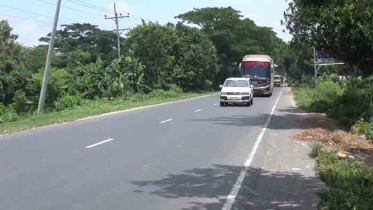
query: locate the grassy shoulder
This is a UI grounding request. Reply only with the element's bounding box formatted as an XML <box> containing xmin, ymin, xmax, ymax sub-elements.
<box><xmin>0</xmin><ymin>91</ymin><xmax>212</xmax><ymax>134</ymax></box>
<box><xmin>311</xmin><ymin>145</ymin><xmax>373</xmax><ymax>210</ymax></box>
<box><xmin>292</xmin><ymin>87</ymin><xmax>316</xmax><ymax>111</ymax></box>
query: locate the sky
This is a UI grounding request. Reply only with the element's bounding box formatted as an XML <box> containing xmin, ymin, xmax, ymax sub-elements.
<box><xmin>0</xmin><ymin>0</ymin><xmax>292</xmax><ymax>47</ymax></box>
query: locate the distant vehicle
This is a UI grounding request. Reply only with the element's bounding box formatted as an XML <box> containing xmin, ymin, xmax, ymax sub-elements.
<box><xmin>274</xmin><ymin>75</ymin><xmax>282</xmax><ymax>87</ymax></box>
<box><xmin>239</xmin><ymin>55</ymin><xmax>274</xmax><ymax>96</ymax></box>
<box><xmin>219</xmin><ymin>77</ymin><xmax>254</xmax><ymax>107</ymax></box>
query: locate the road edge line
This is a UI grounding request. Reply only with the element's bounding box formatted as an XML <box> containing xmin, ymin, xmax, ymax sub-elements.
<box><xmin>222</xmin><ymin>89</ymin><xmax>284</xmax><ymax>210</ymax></box>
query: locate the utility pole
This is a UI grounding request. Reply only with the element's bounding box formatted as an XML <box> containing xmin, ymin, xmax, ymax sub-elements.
<box><xmin>105</xmin><ymin>3</ymin><xmax>130</xmax><ymax>58</ymax></box>
<box><xmin>37</xmin><ymin>0</ymin><xmax>62</xmax><ymax>113</ymax></box>
<box><xmin>314</xmin><ymin>48</ymin><xmax>318</xmax><ymax>89</ymax></box>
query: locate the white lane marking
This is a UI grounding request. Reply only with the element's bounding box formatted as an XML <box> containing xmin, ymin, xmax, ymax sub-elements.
<box><xmin>214</xmin><ymin>103</ymin><xmax>219</xmax><ymax>106</ymax></box>
<box><xmin>194</xmin><ymin>109</ymin><xmax>202</xmax><ymax>113</ymax></box>
<box><xmin>292</xmin><ymin>168</ymin><xmax>302</xmax><ymax>171</ymax></box>
<box><xmin>222</xmin><ymin>89</ymin><xmax>283</xmax><ymax>210</ymax></box>
<box><xmin>160</xmin><ymin>118</ymin><xmax>173</xmax><ymax>124</ymax></box>
<box><xmin>86</xmin><ymin>138</ymin><xmax>114</xmax><ymax>149</ymax></box>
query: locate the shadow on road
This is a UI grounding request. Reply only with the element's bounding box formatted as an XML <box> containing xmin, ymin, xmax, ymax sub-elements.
<box><xmin>188</xmin><ymin>107</ymin><xmax>342</xmax><ymax>131</ymax></box>
<box><xmin>131</xmin><ymin>164</ymin><xmax>322</xmax><ymax>210</ymax></box>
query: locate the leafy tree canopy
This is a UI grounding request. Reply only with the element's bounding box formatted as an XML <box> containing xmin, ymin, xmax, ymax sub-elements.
<box><xmin>284</xmin><ymin>0</ymin><xmax>373</xmax><ymax>76</ymax></box>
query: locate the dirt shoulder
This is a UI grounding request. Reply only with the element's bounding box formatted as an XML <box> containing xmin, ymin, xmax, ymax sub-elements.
<box><xmin>289</xmin><ymin>87</ymin><xmax>373</xmax><ymax>167</ymax></box>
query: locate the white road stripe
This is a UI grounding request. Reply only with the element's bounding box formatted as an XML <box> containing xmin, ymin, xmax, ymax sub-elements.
<box><xmin>222</xmin><ymin>89</ymin><xmax>284</xmax><ymax>210</ymax></box>
<box><xmin>214</xmin><ymin>103</ymin><xmax>219</xmax><ymax>106</ymax></box>
<box><xmin>194</xmin><ymin>109</ymin><xmax>202</xmax><ymax>113</ymax></box>
<box><xmin>86</xmin><ymin>138</ymin><xmax>114</xmax><ymax>149</ymax></box>
<box><xmin>160</xmin><ymin>118</ymin><xmax>173</xmax><ymax>124</ymax></box>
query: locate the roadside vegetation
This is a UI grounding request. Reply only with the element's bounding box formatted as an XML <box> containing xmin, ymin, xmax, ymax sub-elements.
<box><xmin>284</xmin><ymin>1</ymin><xmax>373</xmax><ymax>209</ymax></box>
<box><xmin>313</xmin><ymin>146</ymin><xmax>373</xmax><ymax>210</ymax></box>
<box><xmin>0</xmin><ymin>7</ymin><xmax>289</xmax><ymax>133</ymax></box>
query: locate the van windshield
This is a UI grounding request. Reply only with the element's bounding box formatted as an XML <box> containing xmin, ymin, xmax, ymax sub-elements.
<box><xmin>224</xmin><ymin>80</ymin><xmax>248</xmax><ymax>87</ymax></box>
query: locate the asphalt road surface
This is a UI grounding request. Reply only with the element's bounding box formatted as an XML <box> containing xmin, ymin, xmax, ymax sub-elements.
<box><xmin>0</xmin><ymin>87</ymin><xmax>320</xmax><ymax>210</ymax></box>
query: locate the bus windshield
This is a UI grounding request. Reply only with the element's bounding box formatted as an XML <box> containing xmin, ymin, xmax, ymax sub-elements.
<box><xmin>242</xmin><ymin>61</ymin><xmax>271</xmax><ymax>78</ymax></box>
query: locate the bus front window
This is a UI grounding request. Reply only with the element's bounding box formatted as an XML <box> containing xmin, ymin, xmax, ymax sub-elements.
<box><xmin>242</xmin><ymin>61</ymin><xmax>271</xmax><ymax>78</ymax></box>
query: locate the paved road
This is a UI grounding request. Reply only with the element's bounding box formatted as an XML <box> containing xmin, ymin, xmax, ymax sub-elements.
<box><xmin>0</xmin><ymin>87</ymin><xmax>320</xmax><ymax>210</ymax></box>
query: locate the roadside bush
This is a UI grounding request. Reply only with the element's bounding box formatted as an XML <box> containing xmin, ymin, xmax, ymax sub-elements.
<box><xmin>0</xmin><ymin>104</ymin><xmax>20</xmax><ymax>123</ymax></box>
<box><xmin>128</xmin><ymin>93</ymin><xmax>149</xmax><ymax>102</ymax></box>
<box><xmin>11</xmin><ymin>90</ymin><xmax>34</xmax><ymax>113</ymax></box>
<box><xmin>309</xmin><ymin>142</ymin><xmax>324</xmax><ymax>158</ymax></box>
<box><xmin>327</xmin><ymin>78</ymin><xmax>373</xmax><ymax>126</ymax></box>
<box><xmin>149</xmin><ymin>89</ymin><xmax>179</xmax><ymax>99</ymax></box>
<box><xmin>54</xmin><ymin>94</ymin><xmax>84</xmax><ymax>112</ymax></box>
<box><xmin>310</xmin><ymin>79</ymin><xmax>342</xmax><ymax>113</ymax></box>
<box><xmin>168</xmin><ymin>84</ymin><xmax>183</xmax><ymax>94</ymax></box>
<box><xmin>316</xmin><ymin>151</ymin><xmax>373</xmax><ymax>210</ymax></box>
<box><xmin>351</xmin><ymin>120</ymin><xmax>373</xmax><ymax>140</ymax></box>
<box><xmin>292</xmin><ymin>76</ymin><xmax>315</xmax><ymax>88</ymax></box>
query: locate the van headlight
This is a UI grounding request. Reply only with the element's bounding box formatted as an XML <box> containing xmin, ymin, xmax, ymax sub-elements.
<box><xmin>221</xmin><ymin>92</ymin><xmax>227</xmax><ymax>96</ymax></box>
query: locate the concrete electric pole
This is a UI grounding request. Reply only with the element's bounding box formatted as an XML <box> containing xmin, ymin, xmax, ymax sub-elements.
<box><xmin>37</xmin><ymin>0</ymin><xmax>62</xmax><ymax>113</ymax></box>
<box><xmin>105</xmin><ymin>3</ymin><xmax>130</xmax><ymax>58</ymax></box>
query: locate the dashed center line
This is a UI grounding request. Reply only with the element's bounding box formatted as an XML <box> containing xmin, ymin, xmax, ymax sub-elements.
<box><xmin>214</xmin><ymin>103</ymin><xmax>219</xmax><ymax>106</ymax></box>
<box><xmin>86</xmin><ymin>138</ymin><xmax>114</xmax><ymax>149</ymax></box>
<box><xmin>160</xmin><ymin>118</ymin><xmax>173</xmax><ymax>124</ymax></box>
<box><xmin>194</xmin><ymin>109</ymin><xmax>202</xmax><ymax>113</ymax></box>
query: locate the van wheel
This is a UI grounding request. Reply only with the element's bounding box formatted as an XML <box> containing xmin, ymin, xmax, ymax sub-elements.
<box><xmin>251</xmin><ymin>98</ymin><xmax>254</xmax><ymax>105</ymax></box>
<box><xmin>220</xmin><ymin>102</ymin><xmax>225</xmax><ymax>107</ymax></box>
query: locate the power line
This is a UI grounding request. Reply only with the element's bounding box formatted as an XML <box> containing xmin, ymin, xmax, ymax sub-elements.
<box><xmin>128</xmin><ymin>17</ymin><xmax>139</xmax><ymax>25</ymax></box>
<box><xmin>66</xmin><ymin>0</ymin><xmax>111</xmax><ymax>13</ymax></box>
<box><xmin>0</xmin><ymin>13</ymin><xmax>52</xmax><ymax>26</ymax></box>
<box><xmin>37</xmin><ymin>0</ymin><xmax>103</xmax><ymax>17</ymax></box>
<box><xmin>0</xmin><ymin>4</ymin><xmax>79</xmax><ymax>23</ymax></box>
<box><xmin>0</xmin><ymin>5</ymin><xmax>54</xmax><ymax>19</ymax></box>
<box><xmin>0</xmin><ymin>16</ymin><xmax>51</xmax><ymax>28</ymax></box>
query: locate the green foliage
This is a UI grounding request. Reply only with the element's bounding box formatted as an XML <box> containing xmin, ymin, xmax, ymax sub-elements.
<box><xmin>11</xmin><ymin>90</ymin><xmax>34</xmax><ymax>113</ymax></box>
<box><xmin>0</xmin><ymin>20</ymin><xmax>18</xmax><ymax>62</ymax></box>
<box><xmin>292</xmin><ymin>87</ymin><xmax>316</xmax><ymax>110</ymax></box>
<box><xmin>29</xmin><ymin>68</ymin><xmax>71</xmax><ymax>108</ymax></box>
<box><xmin>315</xmin><ymin>150</ymin><xmax>373</xmax><ymax>210</ymax></box>
<box><xmin>172</xmin><ymin>23</ymin><xmax>219</xmax><ymax>91</ymax></box>
<box><xmin>54</xmin><ymin>94</ymin><xmax>84</xmax><ymax>112</ymax></box>
<box><xmin>125</xmin><ymin>22</ymin><xmax>219</xmax><ymax>91</ymax></box>
<box><xmin>125</xmin><ymin>22</ymin><xmax>177</xmax><ymax>90</ymax></box>
<box><xmin>39</xmin><ymin>23</ymin><xmax>118</xmax><ymax>65</ymax></box>
<box><xmin>78</xmin><ymin>57</ymin><xmax>134</xmax><ymax>98</ymax></box>
<box><xmin>327</xmin><ymin>77</ymin><xmax>373</xmax><ymax>126</ymax></box>
<box><xmin>111</xmin><ymin>55</ymin><xmax>148</xmax><ymax>93</ymax></box>
<box><xmin>168</xmin><ymin>84</ymin><xmax>183</xmax><ymax>94</ymax></box>
<box><xmin>176</xmin><ymin>7</ymin><xmax>287</xmax><ymax>86</ymax></box>
<box><xmin>310</xmin><ymin>78</ymin><xmax>342</xmax><ymax>112</ymax></box>
<box><xmin>0</xmin><ymin>104</ymin><xmax>19</xmax><ymax>123</ymax></box>
<box><xmin>284</xmin><ymin>0</ymin><xmax>373</xmax><ymax>76</ymax></box>
<box><xmin>310</xmin><ymin>142</ymin><xmax>324</xmax><ymax>159</ymax></box>
<box><xmin>351</xmin><ymin>120</ymin><xmax>373</xmax><ymax>140</ymax></box>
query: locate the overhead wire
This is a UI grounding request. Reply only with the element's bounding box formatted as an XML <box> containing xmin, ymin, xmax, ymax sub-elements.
<box><xmin>0</xmin><ymin>4</ymin><xmax>77</xmax><ymax>22</ymax></box>
<box><xmin>0</xmin><ymin>5</ymin><xmax>53</xmax><ymax>19</ymax></box>
<box><xmin>66</xmin><ymin>0</ymin><xmax>111</xmax><ymax>13</ymax></box>
<box><xmin>37</xmin><ymin>0</ymin><xmax>104</xmax><ymax>17</ymax></box>
<box><xmin>0</xmin><ymin>13</ymin><xmax>52</xmax><ymax>26</ymax></box>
